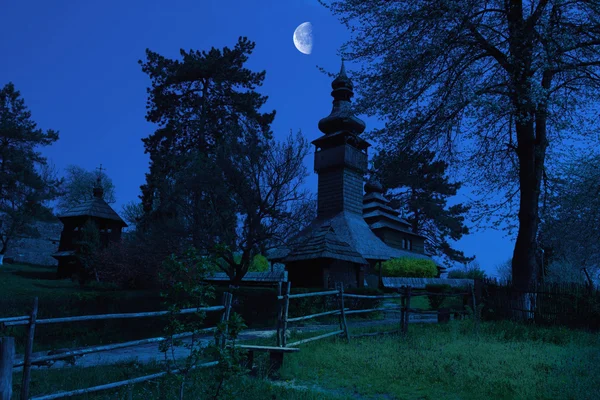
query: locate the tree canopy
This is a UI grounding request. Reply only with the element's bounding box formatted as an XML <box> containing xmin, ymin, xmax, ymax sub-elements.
<box><xmin>373</xmin><ymin>146</ymin><xmax>473</xmax><ymax>267</ymax></box>
<box><xmin>139</xmin><ymin>37</ymin><xmax>312</xmax><ymax>284</ymax></box>
<box><xmin>0</xmin><ymin>82</ymin><xmax>60</xmax><ymax>257</ymax></box>
<box><xmin>56</xmin><ymin>165</ymin><xmax>116</xmax><ymax>214</ymax></box>
<box><xmin>321</xmin><ymin>0</ymin><xmax>600</xmax><ymax>295</ymax></box>
<box><xmin>539</xmin><ymin>150</ymin><xmax>600</xmax><ymax>283</ymax></box>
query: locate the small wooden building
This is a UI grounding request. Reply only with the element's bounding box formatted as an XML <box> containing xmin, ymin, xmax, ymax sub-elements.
<box><xmin>52</xmin><ymin>182</ymin><xmax>128</xmax><ymax>278</ymax></box>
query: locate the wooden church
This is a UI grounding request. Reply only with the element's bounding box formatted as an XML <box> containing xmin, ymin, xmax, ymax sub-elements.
<box><xmin>52</xmin><ymin>171</ymin><xmax>128</xmax><ymax>279</ymax></box>
<box><xmin>268</xmin><ymin>62</ymin><xmax>432</xmax><ymax>288</ymax></box>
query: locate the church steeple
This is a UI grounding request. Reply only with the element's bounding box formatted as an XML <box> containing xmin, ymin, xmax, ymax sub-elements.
<box><xmin>318</xmin><ymin>60</ymin><xmax>366</xmax><ymax>136</ymax></box>
<box><xmin>93</xmin><ymin>164</ymin><xmax>105</xmax><ymax>199</ymax></box>
<box><xmin>313</xmin><ymin>61</ymin><xmax>370</xmax><ymax>218</ymax></box>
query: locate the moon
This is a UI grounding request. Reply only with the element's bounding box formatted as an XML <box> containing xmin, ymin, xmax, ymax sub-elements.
<box><xmin>293</xmin><ymin>22</ymin><xmax>313</xmax><ymax>55</ymax></box>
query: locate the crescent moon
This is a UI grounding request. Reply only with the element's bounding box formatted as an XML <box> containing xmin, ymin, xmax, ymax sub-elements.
<box><xmin>293</xmin><ymin>22</ymin><xmax>313</xmax><ymax>55</ymax></box>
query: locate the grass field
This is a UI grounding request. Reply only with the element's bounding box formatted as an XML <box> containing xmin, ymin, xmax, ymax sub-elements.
<box><xmin>10</xmin><ymin>320</ymin><xmax>600</xmax><ymax>399</ymax></box>
<box><xmin>279</xmin><ymin>321</ymin><xmax>600</xmax><ymax>400</ymax></box>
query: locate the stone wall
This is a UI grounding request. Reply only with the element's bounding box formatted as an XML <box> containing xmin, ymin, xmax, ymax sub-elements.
<box><xmin>5</xmin><ymin>220</ymin><xmax>62</xmax><ymax>266</ymax></box>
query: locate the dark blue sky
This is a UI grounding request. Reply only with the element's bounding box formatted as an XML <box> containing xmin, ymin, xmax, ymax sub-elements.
<box><xmin>0</xmin><ymin>0</ymin><xmax>513</xmax><ymax>275</ymax></box>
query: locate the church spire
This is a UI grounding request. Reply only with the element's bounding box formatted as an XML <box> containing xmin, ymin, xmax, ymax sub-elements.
<box><xmin>93</xmin><ymin>164</ymin><xmax>105</xmax><ymax>199</ymax></box>
<box><xmin>318</xmin><ymin>60</ymin><xmax>366</xmax><ymax>135</ymax></box>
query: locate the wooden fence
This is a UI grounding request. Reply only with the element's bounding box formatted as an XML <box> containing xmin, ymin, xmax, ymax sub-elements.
<box><xmin>0</xmin><ymin>293</ymin><xmax>233</xmax><ymax>400</ymax></box>
<box><xmin>1</xmin><ymin>282</ymin><xmax>482</xmax><ymax>398</ymax></box>
<box><xmin>276</xmin><ymin>283</ymin><xmax>478</xmax><ymax>347</ymax></box>
<box><xmin>482</xmin><ymin>279</ymin><xmax>600</xmax><ymax>330</ymax></box>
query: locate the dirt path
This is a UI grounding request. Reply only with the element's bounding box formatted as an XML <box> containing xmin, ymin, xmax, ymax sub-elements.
<box><xmin>15</xmin><ymin>314</ymin><xmax>437</xmax><ymax>371</ymax></box>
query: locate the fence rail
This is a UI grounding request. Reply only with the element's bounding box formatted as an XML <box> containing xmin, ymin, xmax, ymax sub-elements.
<box><xmin>29</xmin><ymin>361</ymin><xmax>220</xmax><ymax>400</ymax></box>
<box><xmin>2</xmin><ymin>306</ymin><xmax>224</xmax><ymax>327</ymax></box>
<box><xmin>276</xmin><ymin>283</ymin><xmax>477</xmax><ymax>347</ymax></box>
<box><xmin>1</xmin><ymin>295</ymin><xmax>232</xmax><ymax>400</ymax></box>
<box><xmin>277</xmin><ymin>290</ymin><xmax>339</xmax><ymax>300</ymax></box>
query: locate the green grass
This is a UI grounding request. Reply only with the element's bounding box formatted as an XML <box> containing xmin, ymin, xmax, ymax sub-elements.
<box><xmin>10</xmin><ymin>321</ymin><xmax>598</xmax><ymax>399</ymax></box>
<box><xmin>12</xmin><ymin>361</ymin><xmax>343</xmax><ymax>400</ymax></box>
<box><xmin>278</xmin><ymin>320</ymin><xmax>600</xmax><ymax>400</ymax></box>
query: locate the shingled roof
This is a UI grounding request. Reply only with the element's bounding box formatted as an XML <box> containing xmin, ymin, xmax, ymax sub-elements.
<box><xmin>58</xmin><ymin>197</ymin><xmax>128</xmax><ymax>227</ymax></box>
<box><xmin>271</xmin><ymin>211</ymin><xmax>396</xmax><ymax>262</ymax></box>
<box><xmin>283</xmin><ymin>224</ymin><xmax>368</xmax><ymax>264</ymax></box>
<box><xmin>205</xmin><ymin>271</ymin><xmax>288</xmax><ymax>284</ymax></box>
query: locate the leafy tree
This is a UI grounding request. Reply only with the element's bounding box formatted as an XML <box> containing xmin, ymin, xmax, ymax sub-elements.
<box><xmin>211</xmin><ymin>131</ymin><xmax>312</xmax><ymax>284</ymax></box>
<box><xmin>322</xmin><ymin>0</ymin><xmax>600</xmax><ymax>315</ymax></box>
<box><xmin>139</xmin><ymin>38</ymin><xmax>312</xmax><ymax>285</ymax></box>
<box><xmin>158</xmin><ymin>247</ymin><xmax>246</xmax><ymax>400</ymax></box>
<box><xmin>120</xmin><ymin>200</ymin><xmax>144</xmax><ymax>230</ymax></box>
<box><xmin>56</xmin><ymin>165</ymin><xmax>116</xmax><ymax>213</ymax></box>
<box><xmin>539</xmin><ymin>151</ymin><xmax>600</xmax><ymax>284</ymax></box>
<box><xmin>0</xmin><ymin>82</ymin><xmax>61</xmax><ymax>262</ymax></box>
<box><xmin>447</xmin><ymin>260</ymin><xmax>487</xmax><ymax>280</ymax></box>
<box><xmin>373</xmin><ymin>146</ymin><xmax>473</xmax><ymax>267</ymax></box>
<box><xmin>495</xmin><ymin>258</ymin><xmax>513</xmax><ymax>282</ymax></box>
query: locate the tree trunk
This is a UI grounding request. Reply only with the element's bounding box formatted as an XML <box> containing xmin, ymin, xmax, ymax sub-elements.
<box><xmin>0</xmin><ymin>238</ymin><xmax>7</xmax><ymax>265</ymax></box>
<box><xmin>511</xmin><ymin>109</ymin><xmax>548</xmax><ymax>320</ymax></box>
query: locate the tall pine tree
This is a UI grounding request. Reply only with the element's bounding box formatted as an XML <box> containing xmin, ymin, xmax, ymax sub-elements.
<box><xmin>138</xmin><ymin>37</ymin><xmax>275</xmax><ymax>253</ymax></box>
<box><xmin>373</xmin><ymin>147</ymin><xmax>473</xmax><ymax>268</ymax></box>
<box><xmin>138</xmin><ymin>38</ymin><xmax>311</xmax><ymax>284</ymax></box>
<box><xmin>0</xmin><ymin>83</ymin><xmax>61</xmax><ymax>263</ymax></box>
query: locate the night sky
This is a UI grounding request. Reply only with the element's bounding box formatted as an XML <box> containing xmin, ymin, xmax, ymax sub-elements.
<box><xmin>0</xmin><ymin>0</ymin><xmax>513</xmax><ymax>276</ymax></box>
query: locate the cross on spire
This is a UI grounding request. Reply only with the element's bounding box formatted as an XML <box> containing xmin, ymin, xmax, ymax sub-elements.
<box><xmin>96</xmin><ymin>164</ymin><xmax>105</xmax><ymax>176</ymax></box>
<box><xmin>93</xmin><ymin>164</ymin><xmax>106</xmax><ymax>198</ymax></box>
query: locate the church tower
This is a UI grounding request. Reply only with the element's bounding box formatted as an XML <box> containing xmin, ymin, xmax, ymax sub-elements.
<box><xmin>267</xmin><ymin>61</ymin><xmax>433</xmax><ymax>288</ymax></box>
<box><xmin>313</xmin><ymin>61</ymin><xmax>371</xmax><ymax>218</ymax></box>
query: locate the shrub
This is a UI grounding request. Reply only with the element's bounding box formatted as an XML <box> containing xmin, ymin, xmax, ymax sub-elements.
<box><xmin>425</xmin><ymin>284</ymin><xmax>451</xmax><ymax>309</ymax></box>
<box><xmin>287</xmin><ymin>288</ymin><xmax>334</xmax><ymax>319</ymax></box>
<box><xmin>248</xmin><ymin>254</ymin><xmax>269</xmax><ymax>272</ymax></box>
<box><xmin>381</xmin><ymin>257</ymin><xmax>437</xmax><ymax>278</ymax></box>
<box><xmin>215</xmin><ymin>253</ymin><xmax>271</xmax><ymax>274</ymax></box>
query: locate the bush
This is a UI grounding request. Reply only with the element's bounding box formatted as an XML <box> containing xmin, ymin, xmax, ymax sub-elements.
<box><xmin>382</xmin><ymin>257</ymin><xmax>437</xmax><ymax>278</ymax></box>
<box><xmin>425</xmin><ymin>284</ymin><xmax>451</xmax><ymax>309</ymax></box>
<box><xmin>215</xmin><ymin>254</ymin><xmax>271</xmax><ymax>274</ymax></box>
<box><xmin>287</xmin><ymin>288</ymin><xmax>334</xmax><ymax>320</ymax></box>
<box><xmin>248</xmin><ymin>254</ymin><xmax>269</xmax><ymax>272</ymax></box>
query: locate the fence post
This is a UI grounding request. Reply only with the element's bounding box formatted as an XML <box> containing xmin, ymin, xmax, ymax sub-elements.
<box><xmin>276</xmin><ymin>282</ymin><xmax>282</xmax><ymax>347</ymax></box>
<box><xmin>338</xmin><ymin>283</ymin><xmax>350</xmax><ymax>342</ymax></box>
<box><xmin>471</xmin><ymin>284</ymin><xmax>479</xmax><ymax>335</ymax></box>
<box><xmin>220</xmin><ymin>293</ymin><xmax>233</xmax><ymax>350</ymax></box>
<box><xmin>0</xmin><ymin>337</ymin><xmax>15</xmax><ymax>400</ymax></box>
<box><xmin>282</xmin><ymin>282</ymin><xmax>291</xmax><ymax>347</ymax></box>
<box><xmin>21</xmin><ymin>296</ymin><xmax>38</xmax><ymax>400</ymax></box>
<box><xmin>400</xmin><ymin>287</ymin><xmax>406</xmax><ymax>334</ymax></box>
<box><xmin>404</xmin><ymin>287</ymin><xmax>412</xmax><ymax>335</ymax></box>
